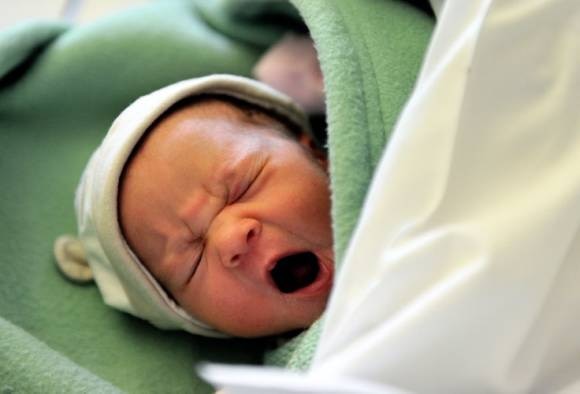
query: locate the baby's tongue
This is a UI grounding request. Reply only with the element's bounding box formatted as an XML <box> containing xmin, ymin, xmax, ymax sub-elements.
<box><xmin>271</xmin><ymin>252</ymin><xmax>320</xmax><ymax>293</ymax></box>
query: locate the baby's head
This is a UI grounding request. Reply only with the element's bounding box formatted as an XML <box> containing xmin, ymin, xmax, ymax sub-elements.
<box><xmin>73</xmin><ymin>75</ymin><xmax>333</xmax><ymax>337</ymax></box>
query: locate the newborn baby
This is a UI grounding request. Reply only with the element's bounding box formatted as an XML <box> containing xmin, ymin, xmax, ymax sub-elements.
<box><xmin>58</xmin><ymin>75</ymin><xmax>334</xmax><ymax>338</ymax></box>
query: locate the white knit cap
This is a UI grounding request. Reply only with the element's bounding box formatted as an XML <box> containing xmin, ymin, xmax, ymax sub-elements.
<box><xmin>57</xmin><ymin>74</ymin><xmax>310</xmax><ymax>337</ymax></box>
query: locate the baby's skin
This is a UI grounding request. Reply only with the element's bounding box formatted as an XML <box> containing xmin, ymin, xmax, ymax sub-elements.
<box><xmin>118</xmin><ymin>97</ymin><xmax>334</xmax><ymax>337</ymax></box>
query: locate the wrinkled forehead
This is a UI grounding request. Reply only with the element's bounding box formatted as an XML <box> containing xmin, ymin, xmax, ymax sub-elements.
<box><xmin>124</xmin><ymin>94</ymin><xmax>298</xmax><ymax>169</ymax></box>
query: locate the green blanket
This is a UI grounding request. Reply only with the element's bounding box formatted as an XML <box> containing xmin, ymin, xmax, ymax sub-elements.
<box><xmin>0</xmin><ymin>1</ymin><xmax>432</xmax><ymax>392</ymax></box>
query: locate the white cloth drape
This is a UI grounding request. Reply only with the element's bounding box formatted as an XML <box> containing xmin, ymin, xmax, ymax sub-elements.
<box><xmin>204</xmin><ymin>0</ymin><xmax>580</xmax><ymax>392</ymax></box>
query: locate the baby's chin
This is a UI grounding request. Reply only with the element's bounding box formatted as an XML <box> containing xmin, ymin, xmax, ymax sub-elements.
<box><xmin>219</xmin><ymin>298</ymin><xmax>329</xmax><ymax>338</ymax></box>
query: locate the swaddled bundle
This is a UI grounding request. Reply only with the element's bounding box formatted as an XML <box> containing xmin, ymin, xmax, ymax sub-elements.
<box><xmin>0</xmin><ymin>0</ymin><xmax>433</xmax><ymax>391</ymax></box>
<box><xmin>55</xmin><ymin>74</ymin><xmax>323</xmax><ymax>337</ymax></box>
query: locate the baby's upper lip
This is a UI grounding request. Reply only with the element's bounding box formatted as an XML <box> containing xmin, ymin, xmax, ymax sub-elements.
<box><xmin>263</xmin><ymin>249</ymin><xmax>333</xmax><ymax>297</ymax></box>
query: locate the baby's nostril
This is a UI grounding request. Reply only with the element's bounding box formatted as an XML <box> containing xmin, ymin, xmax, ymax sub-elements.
<box><xmin>230</xmin><ymin>254</ymin><xmax>241</xmax><ymax>267</ymax></box>
<box><xmin>245</xmin><ymin>220</ymin><xmax>261</xmax><ymax>246</ymax></box>
<box><xmin>271</xmin><ymin>252</ymin><xmax>320</xmax><ymax>293</ymax></box>
<box><xmin>246</xmin><ymin>228</ymin><xmax>256</xmax><ymax>243</ymax></box>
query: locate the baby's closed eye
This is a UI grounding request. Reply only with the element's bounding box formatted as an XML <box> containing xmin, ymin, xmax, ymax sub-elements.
<box><xmin>227</xmin><ymin>157</ymin><xmax>268</xmax><ymax>204</ymax></box>
<box><xmin>186</xmin><ymin>242</ymin><xmax>205</xmax><ymax>283</ymax></box>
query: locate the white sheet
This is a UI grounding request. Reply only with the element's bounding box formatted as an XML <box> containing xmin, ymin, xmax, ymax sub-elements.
<box><xmin>206</xmin><ymin>0</ymin><xmax>580</xmax><ymax>392</ymax></box>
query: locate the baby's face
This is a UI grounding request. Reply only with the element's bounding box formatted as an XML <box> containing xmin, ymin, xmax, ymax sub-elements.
<box><xmin>119</xmin><ymin>99</ymin><xmax>334</xmax><ymax>337</ymax></box>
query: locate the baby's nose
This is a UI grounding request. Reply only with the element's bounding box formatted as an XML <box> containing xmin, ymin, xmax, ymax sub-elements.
<box><xmin>219</xmin><ymin>218</ymin><xmax>261</xmax><ymax>268</ymax></box>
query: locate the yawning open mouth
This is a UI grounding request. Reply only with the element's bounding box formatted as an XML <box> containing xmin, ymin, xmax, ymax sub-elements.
<box><xmin>270</xmin><ymin>251</ymin><xmax>327</xmax><ymax>294</ymax></box>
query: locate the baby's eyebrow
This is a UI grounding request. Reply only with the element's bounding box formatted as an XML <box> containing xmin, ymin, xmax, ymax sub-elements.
<box><xmin>208</xmin><ymin>157</ymin><xmax>239</xmax><ymax>190</ymax></box>
<box><xmin>177</xmin><ymin>192</ymin><xmax>212</xmax><ymax>232</ymax></box>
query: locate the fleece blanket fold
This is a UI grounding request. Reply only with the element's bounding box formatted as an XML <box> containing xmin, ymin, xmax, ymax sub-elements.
<box><xmin>265</xmin><ymin>0</ymin><xmax>433</xmax><ymax>369</ymax></box>
<box><xmin>0</xmin><ymin>0</ymin><xmax>432</xmax><ymax>392</ymax></box>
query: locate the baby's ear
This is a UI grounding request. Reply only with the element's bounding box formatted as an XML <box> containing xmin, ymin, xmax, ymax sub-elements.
<box><xmin>298</xmin><ymin>133</ymin><xmax>328</xmax><ymax>172</ymax></box>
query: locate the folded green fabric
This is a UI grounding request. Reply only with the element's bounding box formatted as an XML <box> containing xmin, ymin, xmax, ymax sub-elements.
<box><xmin>0</xmin><ymin>317</ymin><xmax>120</xmax><ymax>393</ymax></box>
<box><xmin>265</xmin><ymin>0</ymin><xmax>434</xmax><ymax>369</ymax></box>
<box><xmin>193</xmin><ymin>0</ymin><xmax>305</xmax><ymax>48</ymax></box>
<box><xmin>0</xmin><ymin>20</ymin><xmax>68</xmax><ymax>80</ymax></box>
<box><xmin>0</xmin><ymin>2</ymin><xmax>267</xmax><ymax>392</ymax></box>
<box><xmin>0</xmin><ymin>0</ymin><xmax>432</xmax><ymax>391</ymax></box>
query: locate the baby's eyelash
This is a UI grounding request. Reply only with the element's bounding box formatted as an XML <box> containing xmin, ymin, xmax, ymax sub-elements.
<box><xmin>234</xmin><ymin>180</ymin><xmax>253</xmax><ymax>202</ymax></box>
<box><xmin>187</xmin><ymin>244</ymin><xmax>204</xmax><ymax>283</ymax></box>
<box><xmin>231</xmin><ymin>159</ymin><xmax>267</xmax><ymax>203</ymax></box>
<box><xmin>228</xmin><ymin>174</ymin><xmax>253</xmax><ymax>203</ymax></box>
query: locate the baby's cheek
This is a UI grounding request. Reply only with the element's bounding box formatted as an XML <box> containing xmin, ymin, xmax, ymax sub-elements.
<box><xmin>186</xmin><ymin>273</ymin><xmax>282</xmax><ymax>336</ymax></box>
<box><xmin>215</xmin><ymin>300</ymin><xmax>287</xmax><ymax>337</ymax></box>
